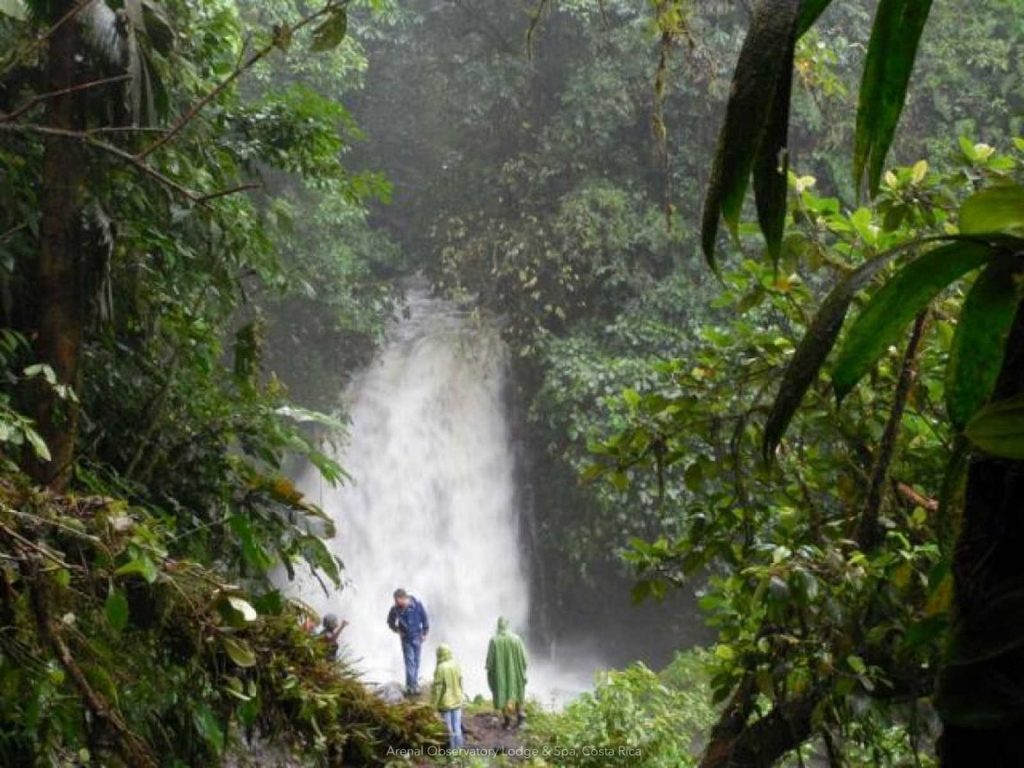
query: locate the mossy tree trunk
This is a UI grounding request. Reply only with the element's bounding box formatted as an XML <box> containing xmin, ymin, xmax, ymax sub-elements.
<box><xmin>939</xmin><ymin>303</ymin><xmax>1024</xmax><ymax>763</ymax></box>
<box><xmin>26</xmin><ymin>0</ymin><xmax>86</xmax><ymax>490</ymax></box>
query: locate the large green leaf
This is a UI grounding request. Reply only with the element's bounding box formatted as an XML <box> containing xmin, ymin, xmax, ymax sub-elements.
<box><xmin>216</xmin><ymin>594</ymin><xmax>258</xmax><ymax>628</ymax></box>
<box><xmin>854</xmin><ymin>0</ymin><xmax>934</xmax><ymax>196</ymax></box>
<box><xmin>24</xmin><ymin>426</ymin><xmax>51</xmax><ymax>462</ymax></box>
<box><xmin>763</xmin><ymin>246</ymin><xmax>909</xmax><ymax>458</ymax></box>
<box><xmin>831</xmin><ymin>241</ymin><xmax>992</xmax><ymax>401</ymax></box>
<box><xmin>965</xmin><ymin>395</ymin><xmax>1024</xmax><ymax>460</ymax></box>
<box><xmin>222</xmin><ymin>636</ymin><xmax>257</xmax><ymax>668</ymax></box>
<box><xmin>946</xmin><ymin>257</ymin><xmax>1023</xmax><ymax>428</ymax></box>
<box><xmin>752</xmin><ymin>33</ymin><xmax>796</xmax><ymax>265</ymax></box>
<box><xmin>104</xmin><ymin>587</ymin><xmax>130</xmax><ymax>633</ymax></box>
<box><xmin>959</xmin><ymin>184</ymin><xmax>1024</xmax><ymax>237</ymax></box>
<box><xmin>701</xmin><ymin>0</ymin><xmax>803</xmax><ymax>269</ymax></box>
<box><xmin>796</xmin><ymin>0</ymin><xmax>834</xmax><ymax>37</ymax></box>
<box><xmin>310</xmin><ymin>7</ymin><xmax>347</xmax><ymax>52</ymax></box>
<box><xmin>0</xmin><ymin>0</ymin><xmax>27</xmax><ymax>20</ymax></box>
<box><xmin>115</xmin><ymin>552</ymin><xmax>159</xmax><ymax>583</ymax></box>
<box><xmin>192</xmin><ymin>702</ymin><xmax>225</xmax><ymax>755</ymax></box>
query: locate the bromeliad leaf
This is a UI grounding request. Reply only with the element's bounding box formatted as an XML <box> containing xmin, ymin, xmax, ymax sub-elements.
<box><xmin>701</xmin><ymin>0</ymin><xmax>803</xmax><ymax>269</ymax></box>
<box><xmin>854</xmin><ymin>0</ymin><xmax>934</xmax><ymax>196</ymax></box>
<box><xmin>946</xmin><ymin>257</ymin><xmax>1023</xmax><ymax>428</ymax></box>
<box><xmin>831</xmin><ymin>241</ymin><xmax>992</xmax><ymax>401</ymax></box>
<box><xmin>964</xmin><ymin>395</ymin><xmax>1024</xmax><ymax>460</ymax></box>
<box><xmin>959</xmin><ymin>184</ymin><xmax>1024</xmax><ymax>237</ymax></box>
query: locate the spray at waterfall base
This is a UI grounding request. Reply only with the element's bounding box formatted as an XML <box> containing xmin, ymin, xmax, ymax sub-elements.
<box><xmin>280</xmin><ymin>288</ymin><xmax>597</xmax><ymax>705</ymax></box>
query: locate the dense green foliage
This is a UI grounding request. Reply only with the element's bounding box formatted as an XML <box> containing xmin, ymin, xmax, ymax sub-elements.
<box><xmin>1</xmin><ymin>0</ymin><xmax>1022</xmax><ymax>764</ymax></box>
<box><xmin>0</xmin><ymin>0</ymin><xmax>442</xmax><ymax>764</ymax></box>
<box><xmin>526</xmin><ymin>651</ymin><xmax>717</xmax><ymax>768</ymax></box>
<box><xmin>351</xmin><ymin>0</ymin><xmax>1024</xmax><ymax>764</ymax></box>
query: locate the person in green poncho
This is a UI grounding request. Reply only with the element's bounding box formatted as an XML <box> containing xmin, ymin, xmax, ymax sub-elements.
<box><xmin>486</xmin><ymin>616</ymin><xmax>528</xmax><ymax>729</ymax></box>
<box><xmin>432</xmin><ymin>644</ymin><xmax>465</xmax><ymax>749</ymax></box>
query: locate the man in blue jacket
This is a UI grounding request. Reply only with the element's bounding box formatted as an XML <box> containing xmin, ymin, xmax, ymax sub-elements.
<box><xmin>387</xmin><ymin>588</ymin><xmax>429</xmax><ymax>696</ymax></box>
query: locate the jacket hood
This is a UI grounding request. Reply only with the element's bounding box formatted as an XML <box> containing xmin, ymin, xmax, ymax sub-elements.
<box><xmin>436</xmin><ymin>643</ymin><xmax>453</xmax><ymax>662</ymax></box>
<box><xmin>497</xmin><ymin>616</ymin><xmax>510</xmax><ymax>633</ymax></box>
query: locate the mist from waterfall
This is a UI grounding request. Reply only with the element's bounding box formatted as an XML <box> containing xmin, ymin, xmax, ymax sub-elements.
<box><xmin>285</xmin><ymin>286</ymin><xmax>555</xmax><ymax>698</ymax></box>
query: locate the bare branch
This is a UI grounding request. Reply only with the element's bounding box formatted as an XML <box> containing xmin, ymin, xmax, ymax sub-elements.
<box><xmin>0</xmin><ymin>223</ymin><xmax>28</xmax><ymax>244</ymax></box>
<box><xmin>0</xmin><ymin>123</ymin><xmax>259</xmax><ymax>205</ymax></box>
<box><xmin>856</xmin><ymin>311</ymin><xmax>929</xmax><ymax>547</ymax></box>
<box><xmin>894</xmin><ymin>480</ymin><xmax>939</xmax><ymax>512</ymax></box>
<box><xmin>196</xmin><ymin>182</ymin><xmax>261</xmax><ymax>203</ymax></box>
<box><xmin>1</xmin><ymin>74</ymin><xmax>131</xmax><ymax>124</ymax></box>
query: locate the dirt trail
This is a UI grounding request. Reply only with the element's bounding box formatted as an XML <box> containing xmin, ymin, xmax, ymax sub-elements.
<box><xmin>463</xmin><ymin>711</ymin><xmax>525</xmax><ymax>754</ymax></box>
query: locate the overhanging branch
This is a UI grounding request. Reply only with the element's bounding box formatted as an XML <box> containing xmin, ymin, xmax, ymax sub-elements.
<box><xmin>0</xmin><ymin>123</ymin><xmax>259</xmax><ymax>204</ymax></box>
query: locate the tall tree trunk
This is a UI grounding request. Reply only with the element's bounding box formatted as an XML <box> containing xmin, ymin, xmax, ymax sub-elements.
<box><xmin>26</xmin><ymin>0</ymin><xmax>86</xmax><ymax>490</ymax></box>
<box><xmin>938</xmin><ymin>300</ymin><xmax>1024</xmax><ymax>764</ymax></box>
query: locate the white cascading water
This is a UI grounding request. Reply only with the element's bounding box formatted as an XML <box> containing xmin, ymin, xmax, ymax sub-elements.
<box><xmin>285</xmin><ymin>286</ymin><xmax>532</xmax><ymax>697</ymax></box>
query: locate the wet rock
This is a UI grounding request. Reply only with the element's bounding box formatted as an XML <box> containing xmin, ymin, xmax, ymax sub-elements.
<box><xmin>374</xmin><ymin>681</ymin><xmax>407</xmax><ymax>704</ymax></box>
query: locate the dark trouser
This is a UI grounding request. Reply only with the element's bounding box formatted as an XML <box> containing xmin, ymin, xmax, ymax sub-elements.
<box><xmin>401</xmin><ymin>635</ymin><xmax>422</xmax><ymax>692</ymax></box>
<box><xmin>501</xmin><ymin>700</ymin><xmax>525</xmax><ymax>728</ymax></box>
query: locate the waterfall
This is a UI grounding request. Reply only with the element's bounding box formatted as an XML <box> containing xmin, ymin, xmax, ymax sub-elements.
<box><xmin>285</xmin><ymin>287</ymin><xmax>532</xmax><ymax>697</ymax></box>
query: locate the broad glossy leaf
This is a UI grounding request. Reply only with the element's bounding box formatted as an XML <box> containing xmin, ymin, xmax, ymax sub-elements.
<box><xmin>796</xmin><ymin>0</ymin><xmax>834</xmax><ymax>37</ymax></box>
<box><xmin>946</xmin><ymin>258</ymin><xmax>1022</xmax><ymax>428</ymax></box>
<box><xmin>0</xmin><ymin>0</ymin><xmax>26</xmax><ymax>20</ymax></box>
<box><xmin>24</xmin><ymin>427</ymin><xmax>51</xmax><ymax>462</ymax></box>
<box><xmin>222</xmin><ymin>636</ymin><xmax>257</xmax><ymax>668</ymax></box>
<box><xmin>701</xmin><ymin>0</ymin><xmax>803</xmax><ymax>268</ymax></box>
<box><xmin>310</xmin><ymin>7</ymin><xmax>347</xmax><ymax>52</ymax></box>
<box><xmin>193</xmin><ymin>702</ymin><xmax>225</xmax><ymax>755</ymax></box>
<box><xmin>854</xmin><ymin>0</ymin><xmax>934</xmax><ymax>196</ymax></box>
<box><xmin>115</xmin><ymin>553</ymin><xmax>158</xmax><ymax>583</ymax></box>
<box><xmin>216</xmin><ymin>594</ymin><xmax>258</xmax><ymax>627</ymax></box>
<box><xmin>227</xmin><ymin>595</ymin><xmax>257</xmax><ymax>622</ymax></box>
<box><xmin>753</xmin><ymin>33</ymin><xmax>795</xmax><ymax>264</ymax></box>
<box><xmin>959</xmin><ymin>184</ymin><xmax>1024</xmax><ymax>237</ymax></box>
<box><xmin>965</xmin><ymin>395</ymin><xmax>1024</xmax><ymax>460</ymax></box>
<box><xmin>831</xmin><ymin>241</ymin><xmax>991</xmax><ymax>400</ymax></box>
<box><xmin>763</xmin><ymin>243</ymin><xmax>917</xmax><ymax>458</ymax></box>
<box><xmin>104</xmin><ymin>588</ymin><xmax>129</xmax><ymax>632</ymax></box>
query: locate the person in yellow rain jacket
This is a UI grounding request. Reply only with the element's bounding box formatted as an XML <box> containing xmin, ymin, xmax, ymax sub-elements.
<box><xmin>486</xmin><ymin>616</ymin><xmax>528</xmax><ymax>729</ymax></box>
<box><xmin>432</xmin><ymin>644</ymin><xmax>465</xmax><ymax>749</ymax></box>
